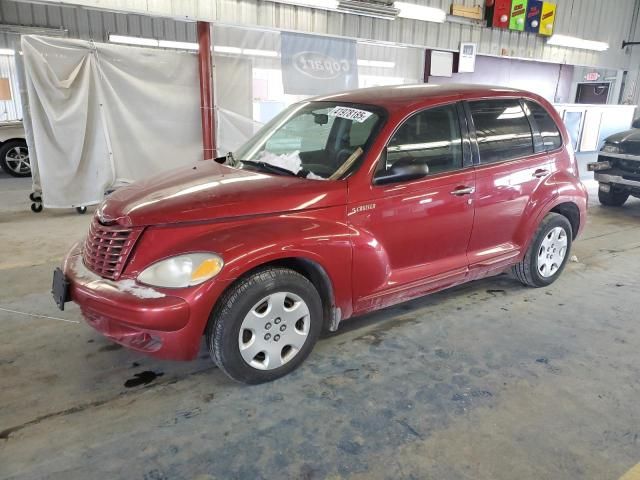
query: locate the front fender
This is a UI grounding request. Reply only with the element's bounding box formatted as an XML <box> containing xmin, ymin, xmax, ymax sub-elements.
<box><xmin>125</xmin><ymin>206</ymin><xmax>353</xmax><ymax>319</ymax></box>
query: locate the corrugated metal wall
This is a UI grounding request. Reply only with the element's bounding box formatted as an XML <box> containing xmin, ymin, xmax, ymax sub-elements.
<box><xmin>0</xmin><ymin>0</ymin><xmax>637</xmax><ymax>70</ymax></box>
<box><xmin>0</xmin><ymin>0</ymin><xmax>197</xmax><ymax>49</ymax></box>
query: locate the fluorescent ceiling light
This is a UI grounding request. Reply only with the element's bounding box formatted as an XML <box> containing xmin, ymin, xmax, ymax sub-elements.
<box><xmin>158</xmin><ymin>40</ymin><xmax>198</xmax><ymax>51</ymax></box>
<box><xmin>109</xmin><ymin>34</ymin><xmax>158</xmax><ymax>47</ymax></box>
<box><xmin>358</xmin><ymin>40</ymin><xmax>407</xmax><ymax>49</ymax></box>
<box><xmin>278</xmin><ymin>0</ymin><xmax>338</xmax><ymax>10</ymax></box>
<box><xmin>358</xmin><ymin>59</ymin><xmax>396</xmax><ymax>68</ymax></box>
<box><xmin>547</xmin><ymin>34</ymin><xmax>609</xmax><ymax>52</ymax></box>
<box><xmin>0</xmin><ymin>48</ymin><xmax>15</xmax><ymax>56</ymax></box>
<box><xmin>214</xmin><ymin>46</ymin><xmax>242</xmax><ymax>55</ymax></box>
<box><xmin>243</xmin><ymin>48</ymin><xmax>278</xmax><ymax>57</ymax></box>
<box><xmin>395</xmin><ymin>2</ymin><xmax>446</xmax><ymax>23</ymax></box>
<box><xmin>214</xmin><ymin>46</ymin><xmax>279</xmax><ymax>58</ymax></box>
<box><xmin>109</xmin><ymin>34</ymin><xmax>199</xmax><ymax>51</ymax></box>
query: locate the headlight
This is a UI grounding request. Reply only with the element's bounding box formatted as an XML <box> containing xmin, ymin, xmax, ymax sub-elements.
<box><xmin>602</xmin><ymin>143</ymin><xmax>622</xmax><ymax>154</ymax></box>
<box><xmin>137</xmin><ymin>253</ymin><xmax>224</xmax><ymax>288</ymax></box>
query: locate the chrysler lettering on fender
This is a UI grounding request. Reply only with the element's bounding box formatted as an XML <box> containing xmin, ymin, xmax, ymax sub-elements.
<box><xmin>293</xmin><ymin>51</ymin><xmax>351</xmax><ymax>79</ymax></box>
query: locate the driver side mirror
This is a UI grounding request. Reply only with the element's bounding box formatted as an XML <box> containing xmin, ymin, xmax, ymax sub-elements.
<box><xmin>373</xmin><ymin>150</ymin><xmax>430</xmax><ymax>185</ymax></box>
<box><xmin>632</xmin><ymin>117</ymin><xmax>640</xmax><ymax>129</ymax></box>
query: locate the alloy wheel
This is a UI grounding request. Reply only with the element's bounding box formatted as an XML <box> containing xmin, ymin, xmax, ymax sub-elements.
<box><xmin>4</xmin><ymin>146</ymin><xmax>30</xmax><ymax>175</ymax></box>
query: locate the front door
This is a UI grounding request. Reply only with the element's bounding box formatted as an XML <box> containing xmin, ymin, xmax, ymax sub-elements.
<box><xmin>349</xmin><ymin>103</ymin><xmax>475</xmax><ymax>313</ymax></box>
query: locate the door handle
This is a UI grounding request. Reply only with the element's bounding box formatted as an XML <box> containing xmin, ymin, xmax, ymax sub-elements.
<box><xmin>450</xmin><ymin>186</ymin><xmax>475</xmax><ymax>196</ymax></box>
<box><xmin>533</xmin><ymin>169</ymin><xmax>550</xmax><ymax>178</ymax></box>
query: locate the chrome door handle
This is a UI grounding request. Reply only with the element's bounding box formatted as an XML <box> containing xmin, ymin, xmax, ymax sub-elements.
<box><xmin>450</xmin><ymin>186</ymin><xmax>475</xmax><ymax>196</ymax></box>
<box><xmin>533</xmin><ymin>169</ymin><xmax>550</xmax><ymax>178</ymax></box>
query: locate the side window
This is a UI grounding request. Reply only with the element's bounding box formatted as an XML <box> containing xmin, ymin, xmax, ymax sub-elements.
<box><xmin>469</xmin><ymin>100</ymin><xmax>534</xmax><ymax>164</ymax></box>
<box><xmin>376</xmin><ymin>104</ymin><xmax>463</xmax><ymax>180</ymax></box>
<box><xmin>525</xmin><ymin>100</ymin><xmax>562</xmax><ymax>151</ymax></box>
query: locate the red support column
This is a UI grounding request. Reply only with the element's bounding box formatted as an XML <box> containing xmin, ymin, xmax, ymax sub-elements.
<box><xmin>197</xmin><ymin>21</ymin><xmax>215</xmax><ymax>160</ymax></box>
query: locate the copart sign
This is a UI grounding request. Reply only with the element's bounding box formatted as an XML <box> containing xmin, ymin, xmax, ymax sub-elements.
<box><xmin>282</xmin><ymin>33</ymin><xmax>358</xmax><ymax>95</ymax></box>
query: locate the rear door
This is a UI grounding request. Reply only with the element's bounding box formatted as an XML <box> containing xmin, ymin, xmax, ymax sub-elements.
<box><xmin>465</xmin><ymin>98</ymin><xmax>553</xmax><ymax>275</ymax></box>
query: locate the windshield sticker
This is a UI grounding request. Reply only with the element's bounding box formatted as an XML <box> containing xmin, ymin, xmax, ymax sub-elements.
<box><xmin>329</xmin><ymin>107</ymin><xmax>373</xmax><ymax>123</ymax></box>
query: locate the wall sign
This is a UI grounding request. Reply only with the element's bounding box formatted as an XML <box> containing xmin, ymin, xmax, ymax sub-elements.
<box><xmin>584</xmin><ymin>72</ymin><xmax>601</xmax><ymax>81</ymax></box>
<box><xmin>458</xmin><ymin>43</ymin><xmax>477</xmax><ymax>73</ymax></box>
<box><xmin>486</xmin><ymin>0</ymin><xmax>512</xmax><ymax>29</ymax></box>
<box><xmin>281</xmin><ymin>32</ymin><xmax>358</xmax><ymax>95</ymax></box>
<box><xmin>509</xmin><ymin>1</ymin><xmax>527</xmax><ymax>31</ymax></box>
<box><xmin>525</xmin><ymin>0</ymin><xmax>543</xmax><ymax>33</ymax></box>
<box><xmin>539</xmin><ymin>1</ymin><xmax>557</xmax><ymax>36</ymax></box>
<box><xmin>486</xmin><ymin>0</ymin><xmax>556</xmax><ymax>37</ymax></box>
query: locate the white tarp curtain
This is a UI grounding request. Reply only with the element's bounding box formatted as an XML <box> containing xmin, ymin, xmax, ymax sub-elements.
<box><xmin>216</xmin><ymin>106</ymin><xmax>263</xmax><ymax>154</ymax></box>
<box><xmin>212</xmin><ymin>24</ymin><xmax>425</xmax><ymax>155</ymax></box>
<box><xmin>22</xmin><ymin>35</ymin><xmax>202</xmax><ymax>208</ymax></box>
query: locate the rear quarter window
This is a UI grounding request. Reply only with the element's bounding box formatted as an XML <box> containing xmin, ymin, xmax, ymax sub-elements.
<box><xmin>524</xmin><ymin>100</ymin><xmax>563</xmax><ymax>151</ymax></box>
<box><xmin>469</xmin><ymin>99</ymin><xmax>534</xmax><ymax>164</ymax></box>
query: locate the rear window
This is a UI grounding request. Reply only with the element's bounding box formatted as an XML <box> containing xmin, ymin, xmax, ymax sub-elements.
<box><xmin>469</xmin><ymin>99</ymin><xmax>534</xmax><ymax>164</ymax></box>
<box><xmin>525</xmin><ymin>100</ymin><xmax>562</xmax><ymax>151</ymax></box>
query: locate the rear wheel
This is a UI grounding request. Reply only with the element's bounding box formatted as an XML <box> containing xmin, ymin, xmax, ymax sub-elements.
<box><xmin>598</xmin><ymin>187</ymin><xmax>629</xmax><ymax>207</ymax></box>
<box><xmin>0</xmin><ymin>140</ymin><xmax>31</xmax><ymax>177</ymax></box>
<box><xmin>206</xmin><ymin>268</ymin><xmax>322</xmax><ymax>384</ymax></box>
<box><xmin>512</xmin><ymin>213</ymin><xmax>572</xmax><ymax>288</ymax></box>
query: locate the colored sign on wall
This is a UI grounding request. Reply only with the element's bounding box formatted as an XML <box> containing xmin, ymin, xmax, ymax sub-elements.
<box><xmin>281</xmin><ymin>32</ymin><xmax>358</xmax><ymax>95</ymax></box>
<box><xmin>487</xmin><ymin>0</ymin><xmax>512</xmax><ymax>29</ymax></box>
<box><xmin>509</xmin><ymin>1</ymin><xmax>528</xmax><ymax>31</ymax></box>
<box><xmin>524</xmin><ymin>0</ymin><xmax>543</xmax><ymax>33</ymax></box>
<box><xmin>539</xmin><ymin>1</ymin><xmax>557</xmax><ymax>36</ymax></box>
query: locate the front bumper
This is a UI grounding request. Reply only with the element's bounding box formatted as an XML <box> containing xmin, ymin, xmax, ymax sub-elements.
<box><xmin>62</xmin><ymin>243</ymin><xmax>227</xmax><ymax>360</ymax></box>
<box><xmin>594</xmin><ymin>172</ymin><xmax>640</xmax><ymax>190</ymax></box>
<box><xmin>591</xmin><ymin>152</ymin><xmax>640</xmax><ymax>191</ymax></box>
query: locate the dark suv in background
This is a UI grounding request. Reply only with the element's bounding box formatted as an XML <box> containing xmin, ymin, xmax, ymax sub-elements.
<box><xmin>589</xmin><ymin>117</ymin><xmax>640</xmax><ymax>206</ymax></box>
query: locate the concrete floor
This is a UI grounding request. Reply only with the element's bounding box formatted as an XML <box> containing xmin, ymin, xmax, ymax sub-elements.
<box><xmin>1</xmin><ymin>159</ymin><xmax>640</xmax><ymax>480</ymax></box>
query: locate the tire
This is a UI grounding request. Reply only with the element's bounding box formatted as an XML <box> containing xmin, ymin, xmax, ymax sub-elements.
<box><xmin>0</xmin><ymin>140</ymin><xmax>31</xmax><ymax>177</ymax></box>
<box><xmin>598</xmin><ymin>187</ymin><xmax>629</xmax><ymax>207</ymax></box>
<box><xmin>512</xmin><ymin>213</ymin><xmax>573</xmax><ymax>288</ymax></box>
<box><xmin>206</xmin><ymin>268</ymin><xmax>323</xmax><ymax>384</ymax></box>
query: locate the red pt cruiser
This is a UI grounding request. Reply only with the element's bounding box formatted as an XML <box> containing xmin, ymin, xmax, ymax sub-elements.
<box><xmin>53</xmin><ymin>85</ymin><xmax>587</xmax><ymax>384</ymax></box>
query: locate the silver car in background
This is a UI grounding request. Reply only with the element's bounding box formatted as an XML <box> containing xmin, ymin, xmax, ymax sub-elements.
<box><xmin>0</xmin><ymin>121</ymin><xmax>30</xmax><ymax>177</ymax></box>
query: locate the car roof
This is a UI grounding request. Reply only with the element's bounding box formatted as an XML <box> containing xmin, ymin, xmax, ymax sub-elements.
<box><xmin>313</xmin><ymin>83</ymin><xmax>534</xmax><ymax>113</ymax></box>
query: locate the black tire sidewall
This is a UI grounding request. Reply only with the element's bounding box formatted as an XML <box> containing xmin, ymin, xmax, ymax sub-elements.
<box><xmin>0</xmin><ymin>140</ymin><xmax>31</xmax><ymax>178</ymax></box>
<box><xmin>527</xmin><ymin>215</ymin><xmax>573</xmax><ymax>287</ymax></box>
<box><xmin>210</xmin><ymin>269</ymin><xmax>323</xmax><ymax>384</ymax></box>
<box><xmin>598</xmin><ymin>187</ymin><xmax>628</xmax><ymax>206</ymax></box>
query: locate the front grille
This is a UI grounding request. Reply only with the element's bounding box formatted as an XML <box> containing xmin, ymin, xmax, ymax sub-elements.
<box><xmin>616</xmin><ymin>159</ymin><xmax>640</xmax><ymax>175</ymax></box>
<box><xmin>82</xmin><ymin>219</ymin><xmax>142</xmax><ymax>280</ymax></box>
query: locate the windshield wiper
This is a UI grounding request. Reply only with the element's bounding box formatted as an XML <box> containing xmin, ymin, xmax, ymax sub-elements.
<box><xmin>239</xmin><ymin>160</ymin><xmax>298</xmax><ymax>177</ymax></box>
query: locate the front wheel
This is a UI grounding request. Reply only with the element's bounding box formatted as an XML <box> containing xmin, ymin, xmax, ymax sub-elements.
<box><xmin>512</xmin><ymin>213</ymin><xmax>573</xmax><ymax>288</ymax></box>
<box><xmin>598</xmin><ymin>186</ymin><xmax>629</xmax><ymax>207</ymax></box>
<box><xmin>206</xmin><ymin>268</ymin><xmax>323</xmax><ymax>384</ymax></box>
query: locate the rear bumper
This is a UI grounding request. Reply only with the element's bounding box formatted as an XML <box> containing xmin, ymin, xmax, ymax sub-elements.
<box><xmin>63</xmin><ymin>243</ymin><xmax>225</xmax><ymax>360</ymax></box>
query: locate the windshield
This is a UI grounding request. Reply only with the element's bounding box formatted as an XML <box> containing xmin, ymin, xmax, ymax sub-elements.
<box><xmin>233</xmin><ymin>101</ymin><xmax>384</xmax><ymax>180</ymax></box>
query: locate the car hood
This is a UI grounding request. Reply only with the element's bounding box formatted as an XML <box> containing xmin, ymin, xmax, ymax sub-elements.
<box><xmin>99</xmin><ymin>162</ymin><xmax>347</xmax><ymax>227</ymax></box>
<box><xmin>606</xmin><ymin>128</ymin><xmax>640</xmax><ymax>147</ymax></box>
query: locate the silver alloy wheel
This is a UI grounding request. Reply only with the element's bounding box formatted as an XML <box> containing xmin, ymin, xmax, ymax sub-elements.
<box><xmin>4</xmin><ymin>146</ymin><xmax>30</xmax><ymax>175</ymax></box>
<box><xmin>238</xmin><ymin>291</ymin><xmax>311</xmax><ymax>370</ymax></box>
<box><xmin>537</xmin><ymin>226</ymin><xmax>568</xmax><ymax>278</ymax></box>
